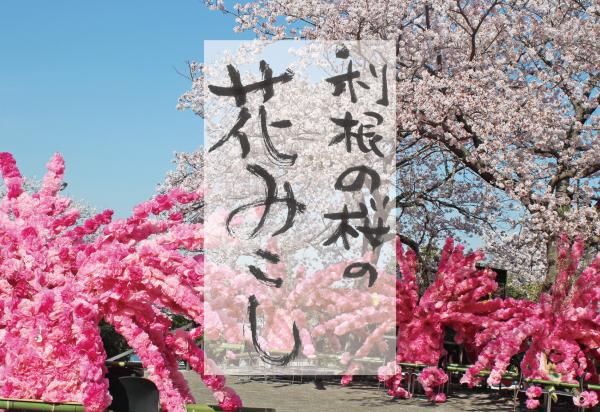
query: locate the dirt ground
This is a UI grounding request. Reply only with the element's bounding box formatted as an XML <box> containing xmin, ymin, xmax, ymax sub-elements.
<box><xmin>183</xmin><ymin>372</ymin><xmax>592</xmax><ymax>412</ymax></box>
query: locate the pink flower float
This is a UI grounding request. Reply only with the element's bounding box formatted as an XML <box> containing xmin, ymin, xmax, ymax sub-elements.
<box><xmin>376</xmin><ymin>237</ymin><xmax>504</xmax><ymax>402</ymax></box>
<box><xmin>0</xmin><ymin>153</ymin><xmax>242</xmax><ymax>412</ymax></box>
<box><xmin>203</xmin><ymin>237</ymin><xmax>396</xmax><ymax>371</ymax></box>
<box><xmin>462</xmin><ymin>235</ymin><xmax>600</xmax><ymax>409</ymax></box>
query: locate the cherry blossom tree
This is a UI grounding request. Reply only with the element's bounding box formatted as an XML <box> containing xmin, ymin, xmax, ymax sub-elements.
<box><xmin>0</xmin><ymin>152</ymin><xmax>242</xmax><ymax>412</ymax></box>
<box><xmin>187</xmin><ymin>0</ymin><xmax>600</xmax><ymax>291</ymax></box>
<box><xmin>158</xmin><ymin>150</ymin><xmax>205</xmax><ymax>224</ymax></box>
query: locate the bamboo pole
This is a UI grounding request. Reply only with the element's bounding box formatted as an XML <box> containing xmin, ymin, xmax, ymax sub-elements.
<box><xmin>0</xmin><ymin>399</ymin><xmax>274</xmax><ymax>412</ymax></box>
<box><xmin>184</xmin><ymin>405</ymin><xmax>216</xmax><ymax>412</ymax></box>
<box><xmin>0</xmin><ymin>398</ymin><xmax>86</xmax><ymax>411</ymax></box>
<box><xmin>445</xmin><ymin>364</ymin><xmax>600</xmax><ymax>391</ymax></box>
<box><xmin>185</xmin><ymin>406</ymin><xmax>275</xmax><ymax>412</ymax></box>
<box><xmin>397</xmin><ymin>362</ymin><xmax>429</xmax><ymax>369</ymax></box>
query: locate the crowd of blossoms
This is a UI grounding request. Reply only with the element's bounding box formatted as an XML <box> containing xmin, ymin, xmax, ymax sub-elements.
<box><xmin>0</xmin><ymin>153</ymin><xmax>241</xmax><ymax>412</ymax></box>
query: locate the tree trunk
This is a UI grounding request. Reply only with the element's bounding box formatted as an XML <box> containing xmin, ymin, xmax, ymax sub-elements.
<box><xmin>540</xmin><ymin>177</ymin><xmax>572</xmax><ymax>294</ymax></box>
<box><xmin>542</xmin><ymin>234</ymin><xmax>558</xmax><ymax>294</ymax></box>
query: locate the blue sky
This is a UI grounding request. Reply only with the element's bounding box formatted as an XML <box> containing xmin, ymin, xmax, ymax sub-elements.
<box><xmin>0</xmin><ymin>0</ymin><xmax>251</xmax><ymax>216</ymax></box>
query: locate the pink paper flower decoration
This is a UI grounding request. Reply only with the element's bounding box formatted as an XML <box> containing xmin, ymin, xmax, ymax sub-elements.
<box><xmin>574</xmin><ymin>391</ymin><xmax>599</xmax><ymax>409</ymax></box>
<box><xmin>463</xmin><ymin>236</ymin><xmax>600</xmax><ymax>393</ymax></box>
<box><xmin>0</xmin><ymin>153</ymin><xmax>242</xmax><ymax>412</ymax></box>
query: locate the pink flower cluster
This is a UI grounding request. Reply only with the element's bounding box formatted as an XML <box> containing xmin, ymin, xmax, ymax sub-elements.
<box><xmin>377</xmin><ymin>363</ymin><xmax>410</xmax><ymax>399</ymax></box>
<box><xmin>204</xmin><ymin>236</ymin><xmax>396</xmax><ymax>373</ymax></box>
<box><xmin>0</xmin><ymin>153</ymin><xmax>242</xmax><ymax>412</ymax></box>
<box><xmin>377</xmin><ymin>236</ymin><xmax>600</xmax><ymax>409</ymax></box>
<box><xmin>575</xmin><ymin>391</ymin><xmax>599</xmax><ymax>409</ymax></box>
<box><xmin>462</xmin><ymin>236</ymin><xmax>600</xmax><ymax>409</ymax></box>
<box><xmin>525</xmin><ymin>386</ymin><xmax>542</xmax><ymax>409</ymax></box>
<box><xmin>378</xmin><ymin>238</ymin><xmax>503</xmax><ymax>401</ymax></box>
<box><xmin>417</xmin><ymin>367</ymin><xmax>448</xmax><ymax>403</ymax></box>
<box><xmin>0</xmin><ymin>152</ymin><xmax>23</xmax><ymax>198</ymax></box>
